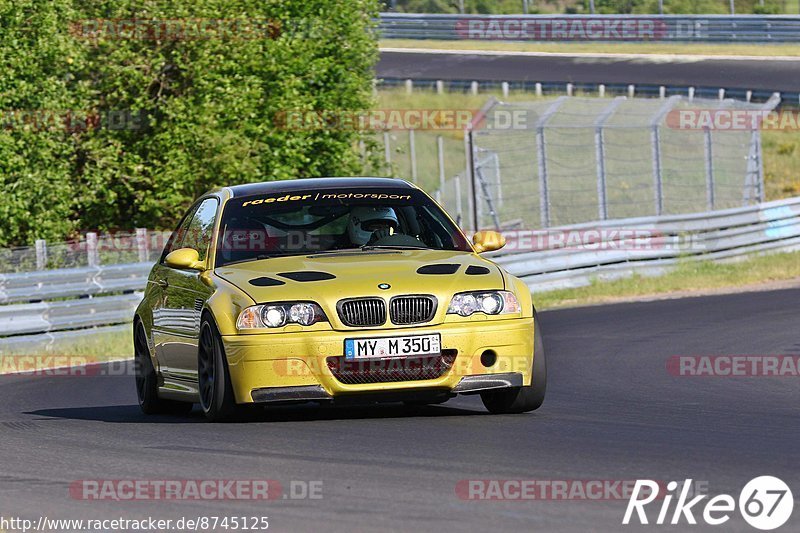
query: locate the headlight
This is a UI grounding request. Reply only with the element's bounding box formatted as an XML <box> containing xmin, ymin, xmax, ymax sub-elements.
<box><xmin>447</xmin><ymin>291</ymin><xmax>520</xmax><ymax>317</ymax></box>
<box><xmin>237</xmin><ymin>302</ymin><xmax>327</xmax><ymax>329</ymax></box>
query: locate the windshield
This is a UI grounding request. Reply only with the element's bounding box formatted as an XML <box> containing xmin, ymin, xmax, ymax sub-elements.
<box><xmin>215</xmin><ymin>186</ymin><xmax>471</xmax><ymax>267</ymax></box>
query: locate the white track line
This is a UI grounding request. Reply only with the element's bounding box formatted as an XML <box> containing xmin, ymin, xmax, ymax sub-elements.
<box><xmin>380</xmin><ymin>46</ymin><xmax>800</xmax><ymax>62</ymax></box>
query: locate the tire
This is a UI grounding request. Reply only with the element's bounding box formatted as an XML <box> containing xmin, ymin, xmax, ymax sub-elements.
<box><xmin>198</xmin><ymin>316</ymin><xmax>240</xmax><ymax>422</ymax></box>
<box><xmin>134</xmin><ymin>321</ymin><xmax>193</xmax><ymax>416</ymax></box>
<box><xmin>481</xmin><ymin>314</ymin><xmax>547</xmax><ymax>414</ymax></box>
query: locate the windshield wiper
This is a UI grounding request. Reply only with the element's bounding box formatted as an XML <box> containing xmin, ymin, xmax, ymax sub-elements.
<box><xmin>305</xmin><ymin>248</ymin><xmax>363</xmax><ymax>256</ymax></box>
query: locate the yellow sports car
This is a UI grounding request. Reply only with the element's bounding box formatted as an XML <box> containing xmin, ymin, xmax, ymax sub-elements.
<box><xmin>134</xmin><ymin>178</ymin><xmax>546</xmax><ymax>421</ymax></box>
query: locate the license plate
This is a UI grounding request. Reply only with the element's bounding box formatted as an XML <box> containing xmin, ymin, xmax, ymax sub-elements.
<box><xmin>344</xmin><ymin>334</ymin><xmax>441</xmax><ymax>360</ymax></box>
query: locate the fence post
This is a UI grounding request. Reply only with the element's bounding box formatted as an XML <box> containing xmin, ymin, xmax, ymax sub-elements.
<box><xmin>467</xmin><ymin>130</ymin><xmax>478</xmax><ymax>231</ymax></box>
<box><xmin>536</xmin><ymin>127</ymin><xmax>550</xmax><ymax>227</ymax></box>
<box><xmin>493</xmin><ymin>152</ymin><xmax>503</xmax><ymax>208</ymax></box>
<box><xmin>651</xmin><ymin>126</ymin><xmax>664</xmax><ymax>216</ymax></box>
<box><xmin>383</xmin><ymin>131</ymin><xmax>392</xmax><ymax>172</ymax></box>
<box><xmin>756</xmin><ymin>129</ymin><xmax>765</xmax><ymax>203</ymax></box>
<box><xmin>594</xmin><ymin>97</ymin><xmax>626</xmax><ymax>221</ymax></box>
<box><xmin>136</xmin><ymin>228</ymin><xmax>149</xmax><ymax>263</ymax></box>
<box><xmin>595</xmin><ymin>128</ymin><xmax>608</xmax><ymax>221</ymax></box>
<box><xmin>454</xmin><ymin>174</ymin><xmax>463</xmax><ymax>226</ymax></box>
<box><xmin>749</xmin><ymin>92</ymin><xmax>780</xmax><ymax>204</ymax></box>
<box><xmin>464</xmin><ymin>133</ymin><xmax>475</xmax><ymax>231</ymax></box>
<box><xmin>437</xmin><ymin>135</ymin><xmax>446</xmax><ymax>194</ymax></box>
<box><xmin>409</xmin><ymin>129</ymin><xmax>418</xmax><ymax>183</ymax></box>
<box><xmin>35</xmin><ymin>239</ymin><xmax>47</xmax><ymax>270</ymax></box>
<box><xmin>436</xmin><ymin>80</ymin><xmax>444</xmax><ymax>95</ymax></box>
<box><xmin>464</xmin><ymin>97</ymin><xmax>498</xmax><ymax>232</ymax></box>
<box><xmin>86</xmin><ymin>232</ymin><xmax>99</xmax><ymax>267</ymax></box>
<box><xmin>649</xmin><ymin>96</ymin><xmax>681</xmax><ymax>217</ymax></box>
<box><xmin>704</xmin><ymin>129</ymin><xmax>715</xmax><ymax>211</ymax></box>
<box><xmin>534</xmin><ymin>97</ymin><xmax>569</xmax><ymax>228</ymax></box>
<box><xmin>405</xmin><ymin>79</ymin><xmax>413</xmax><ymax>94</ymax></box>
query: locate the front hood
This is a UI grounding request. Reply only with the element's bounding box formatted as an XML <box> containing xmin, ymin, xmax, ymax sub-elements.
<box><xmin>215</xmin><ymin>249</ymin><xmax>506</xmax><ymax>326</ymax></box>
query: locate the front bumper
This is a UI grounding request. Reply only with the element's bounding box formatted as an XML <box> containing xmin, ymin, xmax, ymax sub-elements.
<box><xmin>222</xmin><ymin>318</ymin><xmax>535</xmax><ymax>404</ymax></box>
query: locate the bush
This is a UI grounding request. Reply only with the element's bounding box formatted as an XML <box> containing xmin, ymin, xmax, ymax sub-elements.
<box><xmin>0</xmin><ymin>0</ymin><xmax>379</xmax><ymax>246</ymax></box>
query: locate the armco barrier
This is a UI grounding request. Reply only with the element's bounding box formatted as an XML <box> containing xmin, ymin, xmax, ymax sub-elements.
<box><xmin>1</xmin><ymin>196</ymin><xmax>799</xmax><ymax>347</ymax></box>
<box><xmin>0</xmin><ymin>262</ymin><xmax>152</xmax><ymax>304</ymax></box>
<box><xmin>378</xmin><ymin>14</ymin><xmax>800</xmax><ymax>43</ymax></box>
<box><xmin>492</xmin><ymin>196</ymin><xmax>800</xmax><ymax>292</ymax></box>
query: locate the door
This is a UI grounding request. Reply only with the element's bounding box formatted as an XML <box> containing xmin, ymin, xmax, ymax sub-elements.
<box><xmin>152</xmin><ymin>198</ymin><xmax>219</xmax><ymax>389</ymax></box>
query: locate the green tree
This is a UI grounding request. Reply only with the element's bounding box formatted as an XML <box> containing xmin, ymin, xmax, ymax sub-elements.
<box><xmin>0</xmin><ymin>0</ymin><xmax>379</xmax><ymax>245</ymax></box>
<box><xmin>0</xmin><ymin>0</ymin><xmax>85</xmax><ymax>244</ymax></box>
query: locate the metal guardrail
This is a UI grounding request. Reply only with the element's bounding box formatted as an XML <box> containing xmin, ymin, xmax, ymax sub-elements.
<box><xmin>0</xmin><ymin>262</ymin><xmax>152</xmax><ymax>304</ymax></box>
<box><xmin>0</xmin><ymin>293</ymin><xmax>142</xmax><ymax>336</ymax></box>
<box><xmin>379</xmin><ymin>14</ymin><xmax>800</xmax><ymax>43</ymax></box>
<box><xmin>1</xmin><ymin>196</ymin><xmax>799</xmax><ymax>347</ymax></box>
<box><xmin>493</xmin><ymin>196</ymin><xmax>800</xmax><ymax>292</ymax></box>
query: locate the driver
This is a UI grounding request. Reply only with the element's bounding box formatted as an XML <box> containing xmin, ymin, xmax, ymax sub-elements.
<box><xmin>347</xmin><ymin>206</ymin><xmax>399</xmax><ymax>246</ymax></box>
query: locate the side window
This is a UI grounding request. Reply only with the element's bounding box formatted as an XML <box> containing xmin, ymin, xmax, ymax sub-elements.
<box><xmin>180</xmin><ymin>198</ymin><xmax>219</xmax><ymax>262</ymax></box>
<box><xmin>160</xmin><ymin>203</ymin><xmax>201</xmax><ymax>263</ymax></box>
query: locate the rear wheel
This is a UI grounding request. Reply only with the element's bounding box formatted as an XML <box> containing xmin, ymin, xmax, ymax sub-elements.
<box><xmin>134</xmin><ymin>321</ymin><xmax>193</xmax><ymax>415</ymax></box>
<box><xmin>198</xmin><ymin>316</ymin><xmax>240</xmax><ymax>422</ymax></box>
<box><xmin>481</xmin><ymin>315</ymin><xmax>547</xmax><ymax>414</ymax></box>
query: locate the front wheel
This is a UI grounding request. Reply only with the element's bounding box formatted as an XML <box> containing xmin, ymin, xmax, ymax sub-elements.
<box><xmin>198</xmin><ymin>316</ymin><xmax>240</xmax><ymax>422</ymax></box>
<box><xmin>134</xmin><ymin>321</ymin><xmax>193</xmax><ymax>416</ymax></box>
<box><xmin>481</xmin><ymin>315</ymin><xmax>547</xmax><ymax>414</ymax></box>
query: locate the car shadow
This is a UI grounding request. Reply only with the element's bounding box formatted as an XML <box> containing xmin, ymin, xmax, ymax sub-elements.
<box><xmin>27</xmin><ymin>401</ymin><xmax>488</xmax><ymax>424</ymax></box>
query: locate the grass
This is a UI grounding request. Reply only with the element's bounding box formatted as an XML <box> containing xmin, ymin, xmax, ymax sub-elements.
<box><xmin>381</xmin><ymin>39</ymin><xmax>800</xmax><ymax>57</ymax></box>
<box><xmin>762</xmin><ymin>129</ymin><xmax>800</xmax><ymax>200</ymax></box>
<box><xmin>0</xmin><ymin>327</ymin><xmax>133</xmax><ymax>373</ymax></box>
<box><xmin>534</xmin><ymin>250</ymin><xmax>800</xmax><ymax>309</ymax></box>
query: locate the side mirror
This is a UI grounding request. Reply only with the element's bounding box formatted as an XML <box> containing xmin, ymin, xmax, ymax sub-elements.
<box><xmin>164</xmin><ymin>248</ymin><xmax>205</xmax><ymax>271</ymax></box>
<box><xmin>472</xmin><ymin>230</ymin><xmax>506</xmax><ymax>254</ymax></box>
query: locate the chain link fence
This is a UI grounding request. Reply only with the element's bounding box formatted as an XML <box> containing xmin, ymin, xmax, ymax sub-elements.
<box><xmin>453</xmin><ymin>94</ymin><xmax>778</xmax><ymax>231</ymax></box>
<box><xmin>0</xmin><ymin>230</ymin><xmax>170</xmax><ymax>274</ymax></box>
<box><xmin>0</xmin><ymin>93</ymin><xmax>781</xmax><ymax>270</ymax></box>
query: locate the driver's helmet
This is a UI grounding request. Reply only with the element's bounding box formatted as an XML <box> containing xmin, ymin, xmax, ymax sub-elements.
<box><xmin>347</xmin><ymin>206</ymin><xmax>399</xmax><ymax>246</ymax></box>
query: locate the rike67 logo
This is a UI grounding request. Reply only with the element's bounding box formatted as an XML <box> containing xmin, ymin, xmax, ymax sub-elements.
<box><xmin>623</xmin><ymin>476</ymin><xmax>793</xmax><ymax>530</ymax></box>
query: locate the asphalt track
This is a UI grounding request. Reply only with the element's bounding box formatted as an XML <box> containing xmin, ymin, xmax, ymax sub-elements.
<box><xmin>1</xmin><ymin>288</ymin><xmax>798</xmax><ymax>532</ymax></box>
<box><xmin>377</xmin><ymin>49</ymin><xmax>800</xmax><ymax>93</ymax></box>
